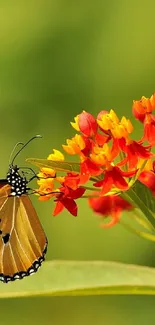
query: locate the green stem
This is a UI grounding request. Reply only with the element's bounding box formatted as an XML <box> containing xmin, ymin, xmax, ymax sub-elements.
<box><xmin>81</xmin><ymin>195</ymin><xmax>99</xmax><ymax>199</ymax></box>
<box><xmin>90</xmin><ymin>176</ymin><xmax>101</xmax><ymax>182</ymax></box>
<box><xmin>130</xmin><ymin>209</ymin><xmax>154</xmax><ymax>232</ymax></box>
<box><xmin>120</xmin><ymin>219</ymin><xmax>155</xmax><ymax>242</ymax></box>
<box><xmin>80</xmin><ymin>186</ymin><xmax>100</xmax><ymax>192</ymax></box>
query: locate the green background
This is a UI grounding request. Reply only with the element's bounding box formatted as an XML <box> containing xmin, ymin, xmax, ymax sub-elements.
<box><xmin>1</xmin><ymin>0</ymin><xmax>155</xmax><ymax>324</ymax></box>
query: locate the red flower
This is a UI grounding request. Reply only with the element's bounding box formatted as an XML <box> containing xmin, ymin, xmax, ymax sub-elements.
<box><xmin>153</xmin><ymin>161</ymin><xmax>155</xmax><ymax>173</ymax></box>
<box><xmin>143</xmin><ymin>114</ymin><xmax>155</xmax><ymax>146</ymax></box>
<box><xmin>95</xmin><ymin>133</ymin><xmax>111</xmax><ymax>146</ymax></box>
<box><xmin>89</xmin><ymin>195</ymin><xmax>133</xmax><ymax>228</ymax></box>
<box><xmin>94</xmin><ymin>166</ymin><xmax>130</xmax><ymax>195</ymax></box>
<box><xmin>64</xmin><ymin>173</ymin><xmax>80</xmax><ymax>190</ymax></box>
<box><xmin>139</xmin><ymin>171</ymin><xmax>155</xmax><ymax>195</ymax></box>
<box><xmin>81</xmin><ymin>136</ymin><xmax>94</xmax><ymax>156</ymax></box>
<box><xmin>53</xmin><ymin>186</ymin><xmax>85</xmax><ymax>216</ymax></box>
<box><xmin>118</xmin><ymin>138</ymin><xmax>151</xmax><ymax>169</ymax></box>
<box><xmin>78</xmin><ymin>111</ymin><xmax>98</xmax><ymax>137</ymax></box>
<box><xmin>80</xmin><ymin>158</ymin><xmax>102</xmax><ymax>184</ymax></box>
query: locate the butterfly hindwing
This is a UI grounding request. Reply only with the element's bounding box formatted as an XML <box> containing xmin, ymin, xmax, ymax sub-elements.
<box><xmin>0</xmin><ymin>185</ymin><xmax>47</xmax><ymax>283</ymax></box>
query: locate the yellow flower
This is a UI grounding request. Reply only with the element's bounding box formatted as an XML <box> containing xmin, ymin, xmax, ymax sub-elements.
<box><xmin>48</xmin><ymin>149</ymin><xmax>64</xmax><ymax>161</ymax></box>
<box><xmin>62</xmin><ymin>134</ymin><xmax>85</xmax><ymax>155</ymax></box>
<box><xmin>90</xmin><ymin>143</ymin><xmax>111</xmax><ymax>165</ymax></box>
<box><xmin>97</xmin><ymin>109</ymin><xmax>119</xmax><ymax>131</ymax></box>
<box><xmin>70</xmin><ymin>115</ymin><xmax>80</xmax><ymax>131</ymax></box>
<box><xmin>111</xmin><ymin>117</ymin><xmax>133</xmax><ymax>139</ymax></box>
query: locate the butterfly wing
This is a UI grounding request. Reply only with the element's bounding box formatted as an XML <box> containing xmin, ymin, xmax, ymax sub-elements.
<box><xmin>0</xmin><ymin>185</ymin><xmax>47</xmax><ymax>282</ymax></box>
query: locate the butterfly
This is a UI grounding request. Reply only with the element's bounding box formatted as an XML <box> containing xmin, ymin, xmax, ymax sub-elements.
<box><xmin>0</xmin><ymin>135</ymin><xmax>47</xmax><ymax>283</ymax></box>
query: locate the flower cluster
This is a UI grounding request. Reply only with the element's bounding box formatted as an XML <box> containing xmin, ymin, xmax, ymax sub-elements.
<box><xmin>37</xmin><ymin>94</ymin><xmax>155</xmax><ymax>228</ymax></box>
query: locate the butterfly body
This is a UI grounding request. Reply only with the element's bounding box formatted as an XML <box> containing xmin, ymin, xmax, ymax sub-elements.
<box><xmin>7</xmin><ymin>165</ymin><xmax>28</xmax><ymax>197</ymax></box>
<box><xmin>0</xmin><ymin>158</ymin><xmax>48</xmax><ymax>283</ymax></box>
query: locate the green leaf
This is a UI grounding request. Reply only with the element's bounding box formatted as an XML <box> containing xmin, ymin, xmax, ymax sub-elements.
<box><xmin>1</xmin><ymin>260</ymin><xmax>155</xmax><ymax>298</ymax></box>
<box><xmin>26</xmin><ymin>158</ymin><xmax>81</xmax><ymax>173</ymax></box>
<box><xmin>133</xmin><ymin>181</ymin><xmax>155</xmax><ymax>213</ymax></box>
<box><xmin>121</xmin><ymin>181</ymin><xmax>155</xmax><ymax>230</ymax></box>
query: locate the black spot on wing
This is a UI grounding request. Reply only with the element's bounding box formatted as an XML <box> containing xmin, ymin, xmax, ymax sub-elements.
<box><xmin>2</xmin><ymin>233</ymin><xmax>10</xmax><ymax>244</ymax></box>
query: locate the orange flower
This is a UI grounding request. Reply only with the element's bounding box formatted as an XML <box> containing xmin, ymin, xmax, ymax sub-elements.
<box><xmin>132</xmin><ymin>94</ymin><xmax>155</xmax><ymax>145</ymax></box>
<box><xmin>132</xmin><ymin>94</ymin><xmax>155</xmax><ymax>122</ymax></box>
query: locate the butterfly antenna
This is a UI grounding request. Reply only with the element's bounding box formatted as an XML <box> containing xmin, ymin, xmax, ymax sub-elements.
<box><xmin>11</xmin><ymin>135</ymin><xmax>42</xmax><ymax>165</ymax></box>
<box><xmin>9</xmin><ymin>142</ymin><xmax>24</xmax><ymax>165</ymax></box>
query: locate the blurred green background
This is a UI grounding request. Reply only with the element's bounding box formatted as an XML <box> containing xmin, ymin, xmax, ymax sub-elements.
<box><xmin>1</xmin><ymin>0</ymin><xmax>155</xmax><ymax>324</ymax></box>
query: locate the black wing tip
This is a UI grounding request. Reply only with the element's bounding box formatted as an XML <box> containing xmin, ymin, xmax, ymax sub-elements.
<box><xmin>0</xmin><ymin>241</ymin><xmax>48</xmax><ymax>283</ymax></box>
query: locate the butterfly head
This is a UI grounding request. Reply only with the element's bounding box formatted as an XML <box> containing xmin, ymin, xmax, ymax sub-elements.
<box><xmin>7</xmin><ymin>164</ymin><xmax>28</xmax><ymax>197</ymax></box>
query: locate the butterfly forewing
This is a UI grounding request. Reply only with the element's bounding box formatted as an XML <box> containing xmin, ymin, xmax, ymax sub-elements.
<box><xmin>0</xmin><ymin>184</ymin><xmax>47</xmax><ymax>282</ymax></box>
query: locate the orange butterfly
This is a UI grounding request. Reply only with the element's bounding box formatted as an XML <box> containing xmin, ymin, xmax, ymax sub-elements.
<box><xmin>0</xmin><ymin>136</ymin><xmax>47</xmax><ymax>283</ymax></box>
